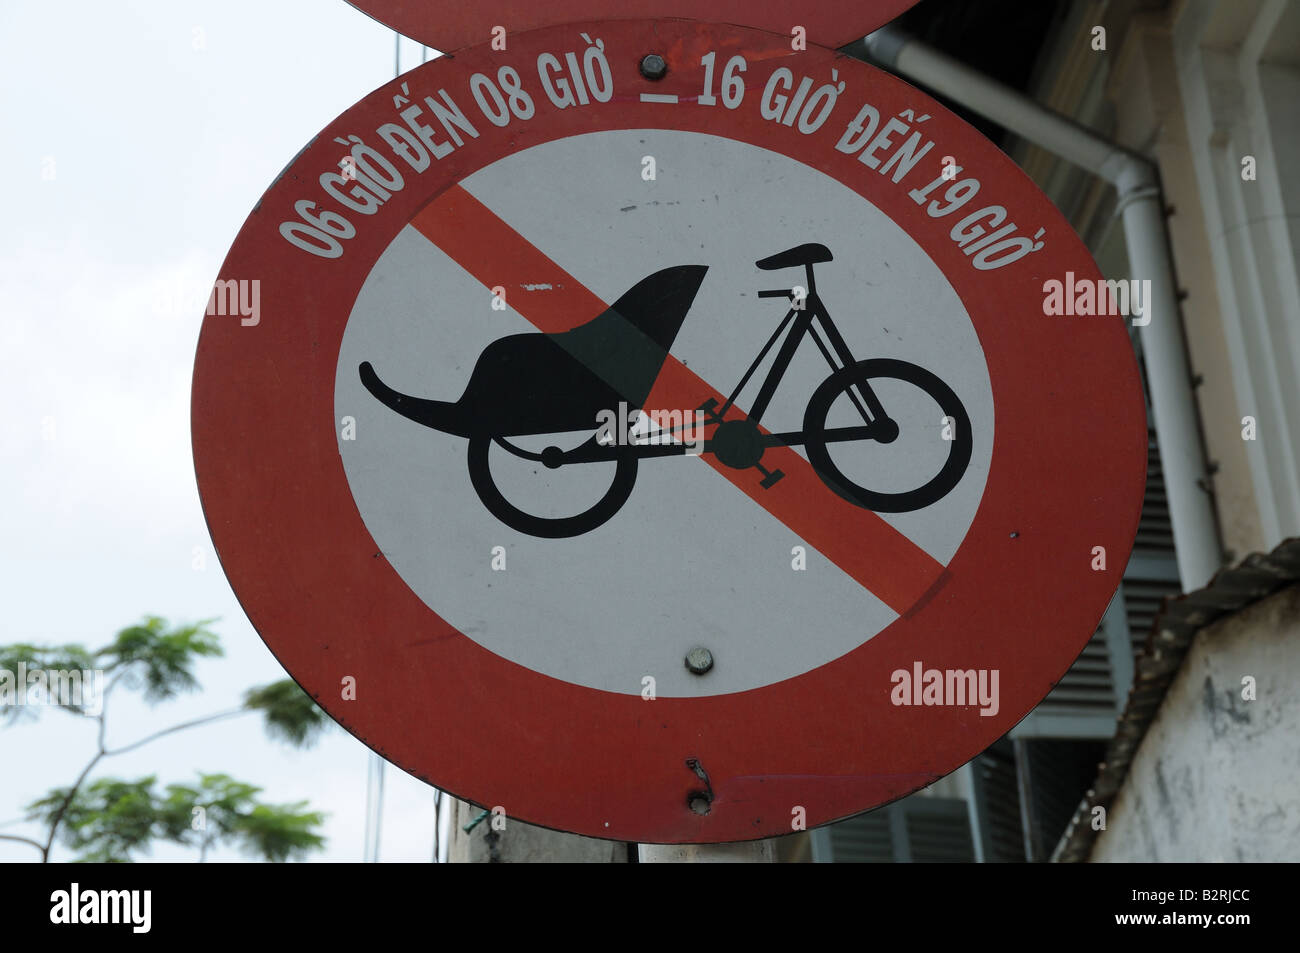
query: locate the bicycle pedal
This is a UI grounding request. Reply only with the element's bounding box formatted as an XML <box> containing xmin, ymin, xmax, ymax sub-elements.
<box><xmin>759</xmin><ymin>469</ymin><xmax>786</xmax><ymax>489</ymax></box>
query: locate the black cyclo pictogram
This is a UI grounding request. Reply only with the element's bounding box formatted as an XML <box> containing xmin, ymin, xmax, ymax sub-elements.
<box><xmin>359</xmin><ymin>242</ymin><xmax>973</xmax><ymax>538</ymax></box>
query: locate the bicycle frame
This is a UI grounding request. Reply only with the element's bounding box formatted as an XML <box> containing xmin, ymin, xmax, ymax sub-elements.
<box><xmin>534</xmin><ymin>261</ymin><xmax>896</xmax><ymax>467</ymax></box>
<box><xmin>719</xmin><ymin>265</ymin><xmax>887</xmax><ymax>430</ymax></box>
<box><xmin>457</xmin><ymin>251</ymin><xmax>973</xmax><ymax>535</ymax></box>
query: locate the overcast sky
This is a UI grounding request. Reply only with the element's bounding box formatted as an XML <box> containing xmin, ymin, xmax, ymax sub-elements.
<box><xmin>1</xmin><ymin>0</ymin><xmax>447</xmax><ymax>862</ymax></box>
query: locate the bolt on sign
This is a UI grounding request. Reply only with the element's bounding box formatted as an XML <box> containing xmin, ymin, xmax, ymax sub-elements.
<box><xmin>192</xmin><ymin>17</ymin><xmax>1146</xmax><ymax>843</ymax></box>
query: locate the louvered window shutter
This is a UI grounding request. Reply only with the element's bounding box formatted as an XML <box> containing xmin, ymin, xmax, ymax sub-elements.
<box><xmin>813</xmin><ymin>798</ymin><xmax>975</xmax><ymax>862</ymax></box>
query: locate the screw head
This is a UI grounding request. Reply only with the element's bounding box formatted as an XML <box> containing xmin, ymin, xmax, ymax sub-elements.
<box><xmin>688</xmin><ymin>792</ymin><xmax>712</xmax><ymax>815</ymax></box>
<box><xmin>640</xmin><ymin>53</ymin><xmax>668</xmax><ymax>80</ymax></box>
<box><xmin>685</xmin><ymin>647</ymin><xmax>713</xmax><ymax>675</ymax></box>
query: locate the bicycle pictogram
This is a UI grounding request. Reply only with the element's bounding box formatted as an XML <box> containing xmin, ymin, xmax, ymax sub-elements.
<box><xmin>360</xmin><ymin>243</ymin><xmax>973</xmax><ymax>538</ymax></box>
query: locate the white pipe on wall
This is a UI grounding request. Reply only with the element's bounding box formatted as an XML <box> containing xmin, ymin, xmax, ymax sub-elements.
<box><xmin>860</xmin><ymin>26</ymin><xmax>1223</xmax><ymax>591</ymax></box>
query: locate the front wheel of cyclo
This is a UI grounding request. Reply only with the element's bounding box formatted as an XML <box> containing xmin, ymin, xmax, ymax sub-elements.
<box><xmin>803</xmin><ymin>359</ymin><xmax>973</xmax><ymax>513</ymax></box>
<box><xmin>467</xmin><ymin>434</ymin><xmax>640</xmax><ymax>539</ymax></box>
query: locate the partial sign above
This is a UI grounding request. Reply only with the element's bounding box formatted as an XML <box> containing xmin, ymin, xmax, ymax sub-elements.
<box><xmin>193</xmin><ymin>18</ymin><xmax>1146</xmax><ymax>843</ymax></box>
<box><xmin>346</xmin><ymin>0</ymin><xmax>920</xmax><ymax>52</ymax></box>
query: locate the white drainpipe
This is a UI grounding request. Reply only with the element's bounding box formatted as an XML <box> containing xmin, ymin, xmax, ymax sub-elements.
<box><xmin>859</xmin><ymin>26</ymin><xmax>1223</xmax><ymax>591</ymax></box>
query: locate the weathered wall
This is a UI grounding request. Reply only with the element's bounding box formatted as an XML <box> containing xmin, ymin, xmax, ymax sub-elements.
<box><xmin>1091</xmin><ymin>582</ymin><xmax>1300</xmax><ymax>861</ymax></box>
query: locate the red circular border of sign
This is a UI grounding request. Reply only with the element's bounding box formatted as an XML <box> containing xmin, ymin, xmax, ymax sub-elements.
<box><xmin>193</xmin><ymin>19</ymin><xmax>1146</xmax><ymax>844</ymax></box>
<box><xmin>346</xmin><ymin>1</ymin><xmax>920</xmax><ymax>53</ymax></box>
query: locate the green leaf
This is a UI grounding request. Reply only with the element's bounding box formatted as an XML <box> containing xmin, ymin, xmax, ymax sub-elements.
<box><xmin>162</xmin><ymin>772</ymin><xmax>327</xmax><ymax>861</ymax></box>
<box><xmin>162</xmin><ymin>773</ymin><xmax>262</xmax><ymax>844</ymax></box>
<box><xmin>242</xmin><ymin>680</ymin><xmax>329</xmax><ymax>748</ymax></box>
<box><xmin>232</xmin><ymin>802</ymin><xmax>327</xmax><ymax>863</ymax></box>
<box><xmin>27</xmin><ymin>777</ymin><xmax>164</xmax><ymax>862</ymax></box>
<box><xmin>97</xmin><ymin>617</ymin><xmax>222</xmax><ymax>703</ymax></box>
<box><xmin>28</xmin><ymin>772</ymin><xmax>327</xmax><ymax>863</ymax></box>
<box><xmin>0</xmin><ymin>642</ymin><xmax>100</xmax><ymax>723</ymax></box>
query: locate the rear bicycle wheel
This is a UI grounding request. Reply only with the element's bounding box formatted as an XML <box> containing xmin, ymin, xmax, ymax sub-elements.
<box><xmin>467</xmin><ymin>433</ymin><xmax>639</xmax><ymax>538</ymax></box>
<box><xmin>803</xmin><ymin>359</ymin><xmax>972</xmax><ymax>513</ymax></box>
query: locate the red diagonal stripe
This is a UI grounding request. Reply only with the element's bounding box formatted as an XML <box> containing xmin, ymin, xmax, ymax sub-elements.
<box><xmin>413</xmin><ymin>185</ymin><xmax>605</xmax><ymax>333</ymax></box>
<box><xmin>410</xmin><ymin>185</ymin><xmax>946</xmax><ymax>614</ymax></box>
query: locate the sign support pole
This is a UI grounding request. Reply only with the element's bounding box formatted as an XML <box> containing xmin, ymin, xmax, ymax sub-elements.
<box><xmin>637</xmin><ymin>841</ymin><xmax>776</xmax><ymax>862</ymax></box>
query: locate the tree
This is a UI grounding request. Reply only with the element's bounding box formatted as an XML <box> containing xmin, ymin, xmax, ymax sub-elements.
<box><xmin>0</xmin><ymin>616</ymin><xmax>330</xmax><ymax>862</ymax></box>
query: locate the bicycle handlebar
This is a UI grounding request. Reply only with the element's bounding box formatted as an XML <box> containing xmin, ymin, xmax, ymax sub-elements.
<box><xmin>757</xmin><ymin>289</ymin><xmax>797</xmax><ymax>299</ymax></box>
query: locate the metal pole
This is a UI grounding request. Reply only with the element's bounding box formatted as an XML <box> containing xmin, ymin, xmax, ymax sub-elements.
<box><xmin>637</xmin><ymin>841</ymin><xmax>776</xmax><ymax>862</ymax></box>
<box><xmin>858</xmin><ymin>26</ymin><xmax>1223</xmax><ymax>591</ymax></box>
<box><xmin>364</xmin><ymin>751</ymin><xmax>385</xmax><ymax>862</ymax></box>
<box><xmin>1114</xmin><ymin>162</ymin><xmax>1223</xmax><ymax>589</ymax></box>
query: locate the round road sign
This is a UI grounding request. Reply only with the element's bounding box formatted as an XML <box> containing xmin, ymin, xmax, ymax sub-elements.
<box><xmin>193</xmin><ymin>18</ymin><xmax>1146</xmax><ymax>843</ymax></box>
<box><xmin>345</xmin><ymin>0</ymin><xmax>920</xmax><ymax>53</ymax></box>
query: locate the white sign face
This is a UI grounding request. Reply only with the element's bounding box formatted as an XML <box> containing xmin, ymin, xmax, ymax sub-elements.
<box><xmin>336</xmin><ymin>129</ymin><xmax>993</xmax><ymax>697</ymax></box>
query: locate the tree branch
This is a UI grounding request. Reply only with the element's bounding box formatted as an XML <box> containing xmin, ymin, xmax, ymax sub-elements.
<box><xmin>0</xmin><ymin>832</ymin><xmax>45</xmax><ymax>855</ymax></box>
<box><xmin>41</xmin><ymin>750</ymin><xmax>103</xmax><ymax>862</ymax></box>
<box><xmin>42</xmin><ymin>703</ymin><xmax>245</xmax><ymax>860</ymax></box>
<box><xmin>102</xmin><ymin>708</ymin><xmax>247</xmax><ymax>757</ymax></box>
